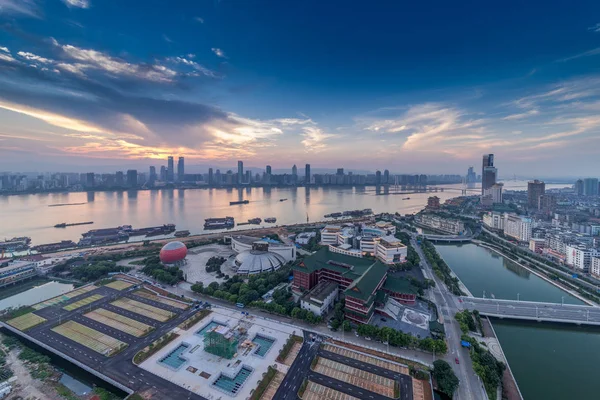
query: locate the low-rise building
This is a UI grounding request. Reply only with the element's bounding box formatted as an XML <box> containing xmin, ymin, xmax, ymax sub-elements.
<box><xmin>320</xmin><ymin>225</ymin><xmax>342</xmax><ymax>245</ymax></box>
<box><xmin>565</xmin><ymin>245</ymin><xmax>598</xmax><ymax>272</ymax></box>
<box><xmin>0</xmin><ymin>260</ymin><xmax>38</xmax><ymax>288</ymax></box>
<box><xmin>230</xmin><ymin>235</ymin><xmax>296</xmax><ymax>263</ymax></box>
<box><xmin>294</xmin><ymin>231</ymin><xmax>316</xmax><ymax>245</ymax></box>
<box><xmin>529</xmin><ymin>238</ymin><xmax>545</xmax><ymax>254</ymax></box>
<box><xmin>375</xmin><ymin>236</ymin><xmax>408</xmax><ymax>264</ymax></box>
<box><xmin>414</xmin><ymin>214</ymin><xmax>465</xmax><ymax>235</ymax></box>
<box><xmin>300</xmin><ymin>281</ymin><xmax>338</xmax><ymax>316</ymax></box>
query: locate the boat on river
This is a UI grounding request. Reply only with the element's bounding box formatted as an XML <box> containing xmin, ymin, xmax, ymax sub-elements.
<box><xmin>54</xmin><ymin>221</ymin><xmax>94</xmax><ymax>228</ymax></box>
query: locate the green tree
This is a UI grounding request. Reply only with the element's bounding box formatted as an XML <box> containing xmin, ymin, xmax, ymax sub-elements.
<box><xmin>432</xmin><ymin>360</ymin><xmax>459</xmax><ymax>396</ymax></box>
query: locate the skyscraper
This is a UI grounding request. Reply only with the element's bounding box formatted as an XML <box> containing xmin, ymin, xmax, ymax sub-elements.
<box><xmin>149</xmin><ymin>166</ymin><xmax>157</xmax><ymax>185</ymax></box>
<box><xmin>375</xmin><ymin>170</ymin><xmax>382</xmax><ymax>184</ymax></box>
<box><xmin>265</xmin><ymin>165</ymin><xmax>272</xmax><ymax>185</ymax></box>
<box><xmin>237</xmin><ymin>161</ymin><xmax>244</xmax><ymax>184</ymax></box>
<box><xmin>177</xmin><ymin>157</ymin><xmax>185</xmax><ymax>182</ymax></box>
<box><xmin>215</xmin><ymin>169</ymin><xmax>221</xmax><ymax>185</ymax></box>
<box><xmin>159</xmin><ymin>166</ymin><xmax>167</xmax><ymax>181</ymax></box>
<box><xmin>292</xmin><ymin>165</ymin><xmax>298</xmax><ymax>184</ymax></box>
<box><xmin>126</xmin><ymin>169</ymin><xmax>137</xmax><ymax>188</ymax></box>
<box><xmin>466</xmin><ymin>166</ymin><xmax>476</xmax><ymax>183</ymax></box>
<box><xmin>575</xmin><ymin>179</ymin><xmax>584</xmax><ymax>196</ymax></box>
<box><xmin>583</xmin><ymin>178</ymin><xmax>599</xmax><ymax>196</ymax></box>
<box><xmin>167</xmin><ymin>156</ymin><xmax>174</xmax><ymax>182</ymax></box>
<box><xmin>481</xmin><ymin>154</ymin><xmax>497</xmax><ymax>195</ymax></box>
<box><xmin>383</xmin><ymin>169</ymin><xmax>389</xmax><ymax>184</ymax></box>
<box><xmin>115</xmin><ymin>171</ymin><xmax>124</xmax><ymax>187</ymax></box>
<box><xmin>208</xmin><ymin>168</ymin><xmax>214</xmax><ymax>186</ymax></box>
<box><xmin>305</xmin><ymin>164</ymin><xmax>311</xmax><ymax>184</ymax></box>
<box><xmin>527</xmin><ymin>180</ymin><xmax>545</xmax><ymax>209</ymax></box>
<box><xmin>336</xmin><ymin>168</ymin><xmax>344</xmax><ymax>175</ymax></box>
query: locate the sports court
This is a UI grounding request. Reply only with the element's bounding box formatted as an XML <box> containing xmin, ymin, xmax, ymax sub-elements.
<box><xmin>52</xmin><ymin>320</ymin><xmax>127</xmax><ymax>356</ymax></box>
<box><xmin>85</xmin><ymin>308</ymin><xmax>154</xmax><ymax>337</ymax></box>
<box><xmin>133</xmin><ymin>290</ymin><xmax>189</xmax><ymax>309</ymax></box>
<box><xmin>302</xmin><ymin>381</ymin><xmax>360</xmax><ymax>400</ymax></box>
<box><xmin>111</xmin><ymin>298</ymin><xmax>175</xmax><ymax>321</ymax></box>
<box><xmin>7</xmin><ymin>313</ymin><xmax>46</xmax><ymax>331</ymax></box>
<box><xmin>32</xmin><ymin>285</ymin><xmax>97</xmax><ymax>310</ymax></box>
<box><xmin>63</xmin><ymin>294</ymin><xmax>104</xmax><ymax>311</ymax></box>
<box><xmin>322</xmin><ymin>344</ymin><xmax>409</xmax><ymax>374</ymax></box>
<box><xmin>312</xmin><ymin>357</ymin><xmax>396</xmax><ymax>398</ymax></box>
<box><xmin>105</xmin><ymin>280</ymin><xmax>134</xmax><ymax>291</ymax></box>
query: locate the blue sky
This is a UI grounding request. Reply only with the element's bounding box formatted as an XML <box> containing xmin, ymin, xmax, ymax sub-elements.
<box><xmin>0</xmin><ymin>0</ymin><xmax>599</xmax><ymax>177</ymax></box>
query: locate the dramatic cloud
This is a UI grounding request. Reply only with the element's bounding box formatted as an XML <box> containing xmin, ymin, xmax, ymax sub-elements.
<box><xmin>301</xmin><ymin>126</ymin><xmax>336</xmax><ymax>151</ymax></box>
<box><xmin>0</xmin><ymin>47</ymin><xmax>9</xmax><ymax>53</ymax></box>
<box><xmin>211</xmin><ymin>48</ymin><xmax>227</xmax><ymax>58</ymax></box>
<box><xmin>17</xmin><ymin>51</ymin><xmax>53</xmax><ymax>64</ymax></box>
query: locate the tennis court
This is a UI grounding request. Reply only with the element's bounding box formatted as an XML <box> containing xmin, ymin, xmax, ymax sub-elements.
<box><xmin>52</xmin><ymin>320</ymin><xmax>127</xmax><ymax>356</ymax></box>
<box><xmin>133</xmin><ymin>290</ymin><xmax>189</xmax><ymax>309</ymax></box>
<box><xmin>322</xmin><ymin>344</ymin><xmax>409</xmax><ymax>374</ymax></box>
<box><xmin>111</xmin><ymin>298</ymin><xmax>175</xmax><ymax>321</ymax></box>
<box><xmin>63</xmin><ymin>294</ymin><xmax>104</xmax><ymax>311</ymax></box>
<box><xmin>105</xmin><ymin>280</ymin><xmax>134</xmax><ymax>291</ymax></box>
<box><xmin>32</xmin><ymin>285</ymin><xmax>97</xmax><ymax>310</ymax></box>
<box><xmin>85</xmin><ymin>308</ymin><xmax>154</xmax><ymax>337</ymax></box>
<box><xmin>313</xmin><ymin>357</ymin><xmax>395</xmax><ymax>398</ymax></box>
<box><xmin>302</xmin><ymin>381</ymin><xmax>360</xmax><ymax>400</ymax></box>
<box><xmin>7</xmin><ymin>313</ymin><xmax>47</xmax><ymax>331</ymax></box>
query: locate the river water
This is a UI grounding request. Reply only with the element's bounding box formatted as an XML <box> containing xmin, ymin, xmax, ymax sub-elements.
<box><xmin>436</xmin><ymin>243</ymin><xmax>600</xmax><ymax>400</ymax></box>
<box><xmin>0</xmin><ymin>181</ymin><xmax>569</xmax><ymax>247</ymax></box>
<box><xmin>0</xmin><ymin>281</ymin><xmax>74</xmax><ymax>310</ymax></box>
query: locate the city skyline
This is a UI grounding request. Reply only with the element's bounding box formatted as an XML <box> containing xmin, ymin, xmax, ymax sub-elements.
<box><xmin>1</xmin><ymin>1</ymin><xmax>600</xmax><ymax>176</ymax></box>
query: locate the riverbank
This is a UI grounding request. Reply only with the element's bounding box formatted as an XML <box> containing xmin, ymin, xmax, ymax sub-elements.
<box><xmin>475</xmin><ymin>242</ymin><xmax>596</xmax><ymax>306</ymax></box>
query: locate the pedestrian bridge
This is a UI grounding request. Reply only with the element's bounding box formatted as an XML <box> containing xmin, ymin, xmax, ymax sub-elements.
<box><xmin>461</xmin><ymin>297</ymin><xmax>600</xmax><ymax>326</ymax></box>
<box><xmin>422</xmin><ymin>234</ymin><xmax>472</xmax><ymax>243</ymax></box>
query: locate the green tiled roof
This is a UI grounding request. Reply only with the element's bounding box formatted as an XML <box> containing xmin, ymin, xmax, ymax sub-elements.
<box><xmin>344</xmin><ymin>262</ymin><xmax>389</xmax><ymax>302</ymax></box>
<box><xmin>292</xmin><ymin>247</ymin><xmax>374</xmax><ymax>278</ymax></box>
<box><xmin>383</xmin><ymin>277</ymin><xmax>418</xmax><ymax>295</ymax></box>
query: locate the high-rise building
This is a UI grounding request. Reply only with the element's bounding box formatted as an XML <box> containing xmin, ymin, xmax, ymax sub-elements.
<box><xmin>245</xmin><ymin>170</ymin><xmax>251</xmax><ymax>184</ymax></box>
<box><xmin>126</xmin><ymin>169</ymin><xmax>137</xmax><ymax>187</ymax></box>
<box><xmin>292</xmin><ymin>164</ymin><xmax>298</xmax><ymax>184</ymax></box>
<box><xmin>527</xmin><ymin>180</ymin><xmax>546</xmax><ymax>209</ymax></box>
<box><xmin>85</xmin><ymin>172</ymin><xmax>95</xmax><ymax>188</ymax></box>
<box><xmin>575</xmin><ymin>179</ymin><xmax>584</xmax><ymax>196</ymax></box>
<box><xmin>538</xmin><ymin>194</ymin><xmax>557</xmax><ymax>212</ymax></box>
<box><xmin>208</xmin><ymin>168</ymin><xmax>214</xmax><ymax>185</ymax></box>
<box><xmin>427</xmin><ymin>196</ymin><xmax>440</xmax><ymax>209</ymax></box>
<box><xmin>167</xmin><ymin>156</ymin><xmax>174</xmax><ymax>182</ymax></box>
<box><xmin>159</xmin><ymin>166</ymin><xmax>167</xmax><ymax>181</ymax></box>
<box><xmin>583</xmin><ymin>178</ymin><xmax>599</xmax><ymax>196</ymax></box>
<box><xmin>504</xmin><ymin>214</ymin><xmax>532</xmax><ymax>242</ymax></box>
<box><xmin>115</xmin><ymin>171</ymin><xmax>124</xmax><ymax>187</ymax></box>
<box><xmin>336</xmin><ymin>168</ymin><xmax>344</xmax><ymax>175</ymax></box>
<box><xmin>484</xmin><ymin>183</ymin><xmax>503</xmax><ymax>204</ymax></box>
<box><xmin>266</xmin><ymin>165</ymin><xmax>272</xmax><ymax>175</ymax></box>
<box><xmin>237</xmin><ymin>161</ymin><xmax>244</xmax><ymax>184</ymax></box>
<box><xmin>305</xmin><ymin>164</ymin><xmax>311</xmax><ymax>184</ymax></box>
<box><xmin>481</xmin><ymin>154</ymin><xmax>496</xmax><ymax>195</ymax></box>
<box><xmin>149</xmin><ymin>166</ymin><xmax>157</xmax><ymax>185</ymax></box>
<box><xmin>177</xmin><ymin>157</ymin><xmax>185</xmax><ymax>182</ymax></box>
<box><xmin>215</xmin><ymin>169</ymin><xmax>221</xmax><ymax>185</ymax></box>
<box><xmin>466</xmin><ymin>166</ymin><xmax>476</xmax><ymax>183</ymax></box>
<box><xmin>383</xmin><ymin>169</ymin><xmax>389</xmax><ymax>184</ymax></box>
<box><xmin>375</xmin><ymin>170</ymin><xmax>382</xmax><ymax>185</ymax></box>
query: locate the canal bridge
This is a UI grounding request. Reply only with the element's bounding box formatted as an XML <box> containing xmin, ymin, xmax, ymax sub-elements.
<box><xmin>422</xmin><ymin>234</ymin><xmax>472</xmax><ymax>243</ymax></box>
<box><xmin>461</xmin><ymin>296</ymin><xmax>600</xmax><ymax>326</ymax></box>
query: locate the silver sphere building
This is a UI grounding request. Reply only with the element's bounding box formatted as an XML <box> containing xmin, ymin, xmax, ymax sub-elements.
<box><xmin>233</xmin><ymin>244</ymin><xmax>286</xmax><ymax>275</ymax></box>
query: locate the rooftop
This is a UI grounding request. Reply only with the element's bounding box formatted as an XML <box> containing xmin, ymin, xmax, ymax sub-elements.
<box><xmin>292</xmin><ymin>247</ymin><xmax>374</xmax><ymax>277</ymax></box>
<box><xmin>231</xmin><ymin>235</ymin><xmax>291</xmax><ymax>248</ymax></box>
<box><xmin>344</xmin><ymin>262</ymin><xmax>389</xmax><ymax>302</ymax></box>
<box><xmin>382</xmin><ymin>277</ymin><xmax>418</xmax><ymax>294</ymax></box>
<box><xmin>378</xmin><ymin>236</ymin><xmax>406</xmax><ymax>248</ymax></box>
<box><xmin>304</xmin><ymin>281</ymin><xmax>338</xmax><ymax>302</ymax></box>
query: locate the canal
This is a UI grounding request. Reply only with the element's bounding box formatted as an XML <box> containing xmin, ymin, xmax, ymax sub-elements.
<box><xmin>436</xmin><ymin>243</ymin><xmax>600</xmax><ymax>400</ymax></box>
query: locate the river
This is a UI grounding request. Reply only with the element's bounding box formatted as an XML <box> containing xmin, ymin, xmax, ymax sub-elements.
<box><xmin>0</xmin><ymin>181</ymin><xmax>569</xmax><ymax>248</ymax></box>
<box><xmin>436</xmin><ymin>243</ymin><xmax>600</xmax><ymax>400</ymax></box>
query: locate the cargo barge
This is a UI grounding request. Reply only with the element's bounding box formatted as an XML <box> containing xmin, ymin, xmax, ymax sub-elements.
<box><xmin>54</xmin><ymin>221</ymin><xmax>94</xmax><ymax>228</ymax></box>
<box><xmin>204</xmin><ymin>217</ymin><xmax>235</xmax><ymax>230</ymax></box>
<box><xmin>230</xmin><ymin>200</ymin><xmax>249</xmax><ymax>205</ymax></box>
<box><xmin>32</xmin><ymin>240</ymin><xmax>77</xmax><ymax>252</ymax></box>
<box><xmin>264</xmin><ymin>217</ymin><xmax>277</xmax><ymax>223</ymax></box>
<box><xmin>174</xmin><ymin>230</ymin><xmax>190</xmax><ymax>237</ymax></box>
<box><xmin>0</xmin><ymin>237</ymin><xmax>31</xmax><ymax>251</ymax></box>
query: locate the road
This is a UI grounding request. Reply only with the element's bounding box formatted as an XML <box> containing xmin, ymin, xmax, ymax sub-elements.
<box><xmin>410</xmin><ymin>234</ymin><xmax>486</xmax><ymax>400</ymax></box>
<box><xmin>463</xmin><ymin>296</ymin><xmax>600</xmax><ymax>325</ymax></box>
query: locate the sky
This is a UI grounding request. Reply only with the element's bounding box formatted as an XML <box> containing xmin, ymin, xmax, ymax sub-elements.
<box><xmin>0</xmin><ymin>0</ymin><xmax>600</xmax><ymax>177</ymax></box>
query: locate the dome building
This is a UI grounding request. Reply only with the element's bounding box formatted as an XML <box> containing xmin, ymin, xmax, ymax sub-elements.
<box><xmin>159</xmin><ymin>241</ymin><xmax>188</xmax><ymax>265</ymax></box>
<box><xmin>234</xmin><ymin>243</ymin><xmax>286</xmax><ymax>275</ymax></box>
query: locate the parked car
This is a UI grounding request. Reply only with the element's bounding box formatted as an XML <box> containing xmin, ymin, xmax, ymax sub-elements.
<box><xmin>380</xmin><ymin>317</ymin><xmax>387</xmax><ymax>322</ymax></box>
<box><xmin>455</xmin><ymin>358</ymin><xmax>460</xmax><ymax>364</ymax></box>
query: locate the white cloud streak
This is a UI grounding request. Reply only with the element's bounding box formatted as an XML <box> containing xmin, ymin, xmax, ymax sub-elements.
<box><xmin>0</xmin><ymin>0</ymin><xmax>40</xmax><ymax>17</ymax></box>
<box><xmin>61</xmin><ymin>0</ymin><xmax>90</xmax><ymax>9</ymax></box>
<box><xmin>17</xmin><ymin>51</ymin><xmax>53</xmax><ymax>64</ymax></box>
<box><xmin>211</xmin><ymin>48</ymin><xmax>227</xmax><ymax>58</ymax></box>
<box><xmin>588</xmin><ymin>23</ymin><xmax>600</xmax><ymax>33</ymax></box>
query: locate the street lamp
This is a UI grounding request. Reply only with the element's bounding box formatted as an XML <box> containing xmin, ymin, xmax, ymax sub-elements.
<box><xmin>517</xmin><ymin>293</ymin><xmax>520</xmax><ymax>302</ymax></box>
<box><xmin>561</xmin><ymin>296</ymin><xmax>564</xmax><ymax>306</ymax></box>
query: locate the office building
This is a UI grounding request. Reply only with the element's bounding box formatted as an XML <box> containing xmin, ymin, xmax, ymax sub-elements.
<box><xmin>375</xmin><ymin>170</ymin><xmax>382</xmax><ymax>184</ymax></box>
<box><xmin>126</xmin><ymin>169</ymin><xmax>137</xmax><ymax>187</ymax></box>
<box><xmin>149</xmin><ymin>166</ymin><xmax>157</xmax><ymax>185</ymax></box>
<box><xmin>528</xmin><ymin>180</ymin><xmax>546</xmax><ymax>209</ymax></box>
<box><xmin>575</xmin><ymin>179</ymin><xmax>584</xmax><ymax>196</ymax></box>
<box><xmin>504</xmin><ymin>214</ymin><xmax>532</xmax><ymax>242</ymax></box>
<box><xmin>208</xmin><ymin>168</ymin><xmax>214</xmax><ymax>185</ymax></box>
<box><xmin>336</xmin><ymin>168</ymin><xmax>344</xmax><ymax>175</ymax></box>
<box><xmin>591</xmin><ymin>257</ymin><xmax>600</xmax><ymax>279</ymax></box>
<box><xmin>566</xmin><ymin>245</ymin><xmax>598</xmax><ymax>272</ymax></box>
<box><xmin>167</xmin><ymin>156</ymin><xmax>174</xmax><ymax>182</ymax></box>
<box><xmin>292</xmin><ymin>164</ymin><xmax>298</xmax><ymax>184</ymax></box>
<box><xmin>529</xmin><ymin>238</ymin><xmax>545</xmax><ymax>254</ymax></box>
<box><xmin>115</xmin><ymin>171</ymin><xmax>124</xmax><ymax>187</ymax></box>
<box><xmin>539</xmin><ymin>194</ymin><xmax>557</xmax><ymax>212</ymax></box>
<box><xmin>177</xmin><ymin>157</ymin><xmax>185</xmax><ymax>182</ymax></box>
<box><xmin>583</xmin><ymin>178</ymin><xmax>599</xmax><ymax>196</ymax></box>
<box><xmin>414</xmin><ymin>214</ymin><xmax>465</xmax><ymax>235</ymax></box>
<box><xmin>466</xmin><ymin>166</ymin><xmax>476</xmax><ymax>183</ymax></box>
<box><xmin>481</xmin><ymin>154</ymin><xmax>496</xmax><ymax>195</ymax></box>
<box><xmin>305</xmin><ymin>164</ymin><xmax>311</xmax><ymax>184</ymax></box>
<box><xmin>237</xmin><ymin>161</ymin><xmax>244</xmax><ymax>184</ymax></box>
<box><xmin>483</xmin><ymin>211</ymin><xmax>505</xmax><ymax>230</ymax></box>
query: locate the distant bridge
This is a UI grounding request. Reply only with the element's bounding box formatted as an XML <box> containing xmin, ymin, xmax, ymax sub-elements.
<box><xmin>461</xmin><ymin>297</ymin><xmax>600</xmax><ymax>326</ymax></box>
